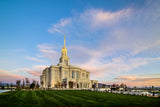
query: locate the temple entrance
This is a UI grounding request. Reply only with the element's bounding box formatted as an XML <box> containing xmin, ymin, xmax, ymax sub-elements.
<box><xmin>69</xmin><ymin>82</ymin><xmax>73</xmax><ymax>88</ymax></box>
<box><xmin>63</xmin><ymin>81</ymin><xmax>67</xmax><ymax>88</ymax></box>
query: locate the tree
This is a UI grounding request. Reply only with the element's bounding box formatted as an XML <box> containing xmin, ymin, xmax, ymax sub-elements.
<box><xmin>10</xmin><ymin>83</ymin><xmax>13</xmax><ymax>91</ymax></box>
<box><xmin>36</xmin><ymin>82</ymin><xmax>40</xmax><ymax>89</ymax></box>
<box><xmin>25</xmin><ymin>78</ymin><xmax>30</xmax><ymax>88</ymax></box>
<box><xmin>102</xmin><ymin>84</ymin><xmax>106</xmax><ymax>88</ymax></box>
<box><xmin>16</xmin><ymin>80</ymin><xmax>21</xmax><ymax>88</ymax></box>
<box><xmin>1</xmin><ymin>86</ymin><xmax>4</xmax><ymax>89</ymax></box>
<box><xmin>124</xmin><ymin>84</ymin><xmax>127</xmax><ymax>88</ymax></box>
<box><xmin>30</xmin><ymin>80</ymin><xmax>36</xmax><ymax>89</ymax></box>
<box><xmin>112</xmin><ymin>84</ymin><xmax>116</xmax><ymax>87</ymax></box>
<box><xmin>57</xmin><ymin>81</ymin><xmax>60</xmax><ymax>88</ymax></box>
<box><xmin>116</xmin><ymin>84</ymin><xmax>119</xmax><ymax>88</ymax></box>
<box><xmin>22</xmin><ymin>80</ymin><xmax>25</xmax><ymax>89</ymax></box>
<box><xmin>120</xmin><ymin>83</ymin><xmax>124</xmax><ymax>88</ymax></box>
<box><xmin>6</xmin><ymin>83</ymin><xmax>9</xmax><ymax>89</ymax></box>
<box><xmin>16</xmin><ymin>80</ymin><xmax>21</xmax><ymax>91</ymax></box>
<box><xmin>30</xmin><ymin>83</ymin><xmax>35</xmax><ymax>89</ymax></box>
<box><xmin>133</xmin><ymin>86</ymin><xmax>137</xmax><ymax>89</ymax></box>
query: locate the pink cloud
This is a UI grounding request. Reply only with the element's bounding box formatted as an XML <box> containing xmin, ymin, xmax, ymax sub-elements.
<box><xmin>48</xmin><ymin>8</ymin><xmax>133</xmax><ymax>34</ymax></box>
<box><xmin>14</xmin><ymin>65</ymin><xmax>47</xmax><ymax>77</ymax></box>
<box><xmin>37</xmin><ymin>44</ymin><xmax>59</xmax><ymax>63</ymax></box>
<box><xmin>0</xmin><ymin>69</ymin><xmax>24</xmax><ymax>83</ymax></box>
<box><xmin>109</xmin><ymin>74</ymin><xmax>160</xmax><ymax>87</ymax></box>
<box><xmin>0</xmin><ymin>69</ymin><xmax>8</xmax><ymax>73</ymax></box>
<box><xmin>28</xmin><ymin>71</ymin><xmax>40</xmax><ymax>77</ymax></box>
<box><xmin>0</xmin><ymin>69</ymin><xmax>41</xmax><ymax>83</ymax></box>
<box><xmin>115</xmin><ymin>75</ymin><xmax>137</xmax><ymax>80</ymax></box>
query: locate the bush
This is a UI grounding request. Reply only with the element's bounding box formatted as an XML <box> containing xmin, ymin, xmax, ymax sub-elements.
<box><xmin>1</xmin><ymin>86</ymin><xmax>4</xmax><ymax>89</ymax></box>
<box><xmin>16</xmin><ymin>87</ymin><xmax>22</xmax><ymax>91</ymax></box>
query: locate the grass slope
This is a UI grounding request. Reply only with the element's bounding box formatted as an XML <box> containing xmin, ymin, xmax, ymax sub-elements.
<box><xmin>0</xmin><ymin>90</ymin><xmax>159</xmax><ymax>107</ymax></box>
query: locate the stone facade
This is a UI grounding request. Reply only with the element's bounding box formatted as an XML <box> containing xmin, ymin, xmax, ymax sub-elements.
<box><xmin>40</xmin><ymin>36</ymin><xmax>98</xmax><ymax>88</ymax></box>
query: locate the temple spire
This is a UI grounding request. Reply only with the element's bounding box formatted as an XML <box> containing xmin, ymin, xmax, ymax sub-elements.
<box><xmin>64</xmin><ymin>35</ymin><xmax>65</xmax><ymax>47</ymax></box>
<box><xmin>59</xmin><ymin>35</ymin><xmax>69</xmax><ymax>66</ymax></box>
<box><xmin>61</xmin><ymin>35</ymin><xmax>67</xmax><ymax>56</ymax></box>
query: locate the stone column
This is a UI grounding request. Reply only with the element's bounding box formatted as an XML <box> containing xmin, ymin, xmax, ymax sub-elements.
<box><xmin>66</xmin><ymin>81</ymin><xmax>69</xmax><ymax>88</ymax></box>
<box><xmin>61</xmin><ymin>67</ymin><xmax>64</xmax><ymax>80</ymax></box>
<box><xmin>51</xmin><ymin>68</ymin><xmax>55</xmax><ymax>88</ymax></box>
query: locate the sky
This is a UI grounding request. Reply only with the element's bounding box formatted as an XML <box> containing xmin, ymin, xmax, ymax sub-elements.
<box><xmin>0</xmin><ymin>0</ymin><xmax>160</xmax><ymax>87</ymax></box>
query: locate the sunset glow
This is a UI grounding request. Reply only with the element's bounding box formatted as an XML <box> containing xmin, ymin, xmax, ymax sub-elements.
<box><xmin>0</xmin><ymin>0</ymin><xmax>160</xmax><ymax>87</ymax></box>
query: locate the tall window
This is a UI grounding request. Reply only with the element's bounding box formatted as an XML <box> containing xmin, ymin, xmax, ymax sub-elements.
<box><xmin>76</xmin><ymin>72</ymin><xmax>78</xmax><ymax>79</ymax></box>
<box><xmin>72</xmin><ymin>71</ymin><xmax>74</xmax><ymax>78</ymax></box>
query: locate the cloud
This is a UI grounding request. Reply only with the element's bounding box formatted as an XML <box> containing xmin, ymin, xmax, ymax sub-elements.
<box><xmin>113</xmin><ymin>74</ymin><xmax>160</xmax><ymax>87</ymax></box>
<box><xmin>115</xmin><ymin>74</ymin><xmax>160</xmax><ymax>81</ymax></box>
<box><xmin>115</xmin><ymin>75</ymin><xmax>136</xmax><ymax>81</ymax></box>
<box><xmin>44</xmin><ymin>1</ymin><xmax>160</xmax><ymax>86</ymax></box>
<box><xmin>130</xmin><ymin>40</ymin><xmax>160</xmax><ymax>55</ymax></box>
<box><xmin>14</xmin><ymin>65</ymin><xmax>47</xmax><ymax>77</ymax></box>
<box><xmin>37</xmin><ymin>43</ymin><xmax>54</xmax><ymax>50</ymax></box>
<box><xmin>80</xmin><ymin>8</ymin><xmax>133</xmax><ymax>28</ymax></box>
<box><xmin>68</xmin><ymin>43</ymin><xmax>160</xmax><ymax>77</ymax></box>
<box><xmin>47</xmin><ymin>8</ymin><xmax>134</xmax><ymax>37</ymax></box>
<box><xmin>0</xmin><ymin>69</ymin><xmax>8</xmax><ymax>73</ymax></box>
<box><xmin>28</xmin><ymin>71</ymin><xmax>40</xmax><ymax>77</ymax></box>
<box><xmin>16</xmin><ymin>68</ymin><xmax>40</xmax><ymax>77</ymax></box>
<box><xmin>24</xmin><ymin>43</ymin><xmax>60</xmax><ymax>64</ymax></box>
<box><xmin>48</xmin><ymin>18</ymin><xmax>71</xmax><ymax>34</ymax></box>
<box><xmin>47</xmin><ymin>1</ymin><xmax>160</xmax><ymax>56</ymax></box>
<box><xmin>37</xmin><ymin>44</ymin><xmax>60</xmax><ymax>64</ymax></box>
<box><xmin>80</xmin><ymin>56</ymin><xmax>160</xmax><ymax>78</ymax></box>
<box><xmin>25</xmin><ymin>56</ymin><xmax>44</xmax><ymax>62</ymax></box>
<box><xmin>0</xmin><ymin>69</ymin><xmax>24</xmax><ymax>83</ymax></box>
<box><xmin>107</xmin><ymin>78</ymin><xmax>160</xmax><ymax>87</ymax></box>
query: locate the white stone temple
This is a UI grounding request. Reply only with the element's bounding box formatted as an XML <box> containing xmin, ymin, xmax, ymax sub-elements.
<box><xmin>40</xmin><ymin>36</ymin><xmax>98</xmax><ymax>88</ymax></box>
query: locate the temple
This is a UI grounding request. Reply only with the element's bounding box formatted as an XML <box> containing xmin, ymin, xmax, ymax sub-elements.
<box><xmin>40</xmin><ymin>36</ymin><xmax>98</xmax><ymax>88</ymax></box>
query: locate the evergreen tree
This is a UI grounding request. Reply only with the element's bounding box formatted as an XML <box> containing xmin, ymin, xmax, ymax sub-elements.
<box><xmin>22</xmin><ymin>80</ymin><xmax>25</xmax><ymax>89</ymax></box>
<box><xmin>10</xmin><ymin>83</ymin><xmax>13</xmax><ymax>91</ymax></box>
<box><xmin>25</xmin><ymin>78</ymin><xmax>30</xmax><ymax>88</ymax></box>
<box><xmin>16</xmin><ymin>80</ymin><xmax>21</xmax><ymax>90</ymax></box>
<box><xmin>6</xmin><ymin>83</ymin><xmax>9</xmax><ymax>89</ymax></box>
<box><xmin>30</xmin><ymin>80</ymin><xmax>36</xmax><ymax>89</ymax></box>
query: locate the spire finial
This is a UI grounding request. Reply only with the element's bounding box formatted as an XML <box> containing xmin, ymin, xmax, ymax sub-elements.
<box><xmin>64</xmin><ymin>35</ymin><xmax>66</xmax><ymax>47</ymax></box>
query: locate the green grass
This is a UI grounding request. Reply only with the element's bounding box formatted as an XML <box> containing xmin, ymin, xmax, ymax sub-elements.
<box><xmin>0</xmin><ymin>90</ymin><xmax>159</xmax><ymax>107</ymax></box>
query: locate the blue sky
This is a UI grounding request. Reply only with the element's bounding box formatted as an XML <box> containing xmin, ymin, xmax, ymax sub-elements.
<box><xmin>0</xmin><ymin>0</ymin><xmax>160</xmax><ymax>87</ymax></box>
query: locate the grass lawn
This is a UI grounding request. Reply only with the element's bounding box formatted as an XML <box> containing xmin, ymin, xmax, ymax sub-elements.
<box><xmin>0</xmin><ymin>90</ymin><xmax>159</xmax><ymax>107</ymax></box>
